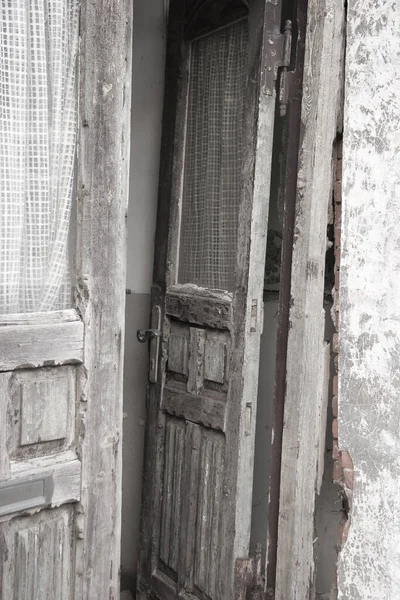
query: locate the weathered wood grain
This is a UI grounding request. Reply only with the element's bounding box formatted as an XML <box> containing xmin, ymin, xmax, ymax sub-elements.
<box><xmin>160</xmin><ymin>419</ymin><xmax>185</xmax><ymax>573</ymax></box>
<box><xmin>0</xmin><ymin>320</ymin><xmax>83</xmax><ymax>372</ymax></box>
<box><xmin>275</xmin><ymin>1</ymin><xmax>344</xmax><ymax>598</ymax></box>
<box><xmin>187</xmin><ymin>328</ymin><xmax>206</xmax><ymax>396</ymax></box>
<box><xmin>0</xmin><ymin>375</ymin><xmax>10</xmax><ymax>482</ymax></box>
<box><xmin>168</xmin><ymin>333</ymin><xmax>189</xmax><ymax>375</ymax></box>
<box><xmin>139</xmin><ymin>2</ymin><xmax>278</xmax><ymax>599</ymax></box>
<box><xmin>316</xmin><ymin>342</ymin><xmax>330</xmax><ymax>494</ymax></box>
<box><xmin>0</xmin><ymin>452</ymin><xmax>81</xmax><ymax>522</ymax></box>
<box><xmin>74</xmin><ymin>1</ymin><xmax>132</xmax><ymax>599</ymax></box>
<box><xmin>163</xmin><ymin>388</ymin><xmax>226</xmax><ymax>431</ymax></box>
<box><xmin>139</xmin><ymin>2</ymin><xmax>279</xmax><ymax>599</ymax></box>
<box><xmin>0</xmin><ymin>308</ymin><xmax>80</xmax><ymax>325</ymax></box>
<box><xmin>204</xmin><ymin>334</ymin><xmax>226</xmax><ymax>384</ymax></box>
<box><xmin>193</xmin><ymin>433</ymin><xmax>224</xmax><ymax>597</ymax></box>
<box><xmin>18</xmin><ymin>367</ymin><xmax>75</xmax><ymax>447</ymax></box>
<box><xmin>166</xmin><ymin>287</ymin><xmax>232</xmax><ymax>330</ymax></box>
<box><xmin>4</xmin><ymin>366</ymin><xmax>76</xmax><ymax>462</ymax></box>
<box><xmin>0</xmin><ymin>506</ymin><xmax>74</xmax><ymax>599</ymax></box>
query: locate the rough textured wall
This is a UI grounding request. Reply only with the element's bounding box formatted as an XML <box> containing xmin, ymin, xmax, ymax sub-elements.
<box><xmin>338</xmin><ymin>2</ymin><xmax>400</xmax><ymax>598</ymax></box>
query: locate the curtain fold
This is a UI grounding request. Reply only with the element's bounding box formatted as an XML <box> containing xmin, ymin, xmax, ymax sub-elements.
<box><xmin>0</xmin><ymin>0</ymin><xmax>79</xmax><ymax>313</ymax></box>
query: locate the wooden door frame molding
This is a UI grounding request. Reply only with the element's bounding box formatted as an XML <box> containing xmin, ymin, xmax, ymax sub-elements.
<box><xmin>75</xmin><ymin>1</ymin><xmax>132</xmax><ymax>598</ymax></box>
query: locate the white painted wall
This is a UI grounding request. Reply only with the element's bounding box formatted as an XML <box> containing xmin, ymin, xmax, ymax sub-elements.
<box><xmin>339</xmin><ymin>2</ymin><xmax>400</xmax><ymax>598</ymax></box>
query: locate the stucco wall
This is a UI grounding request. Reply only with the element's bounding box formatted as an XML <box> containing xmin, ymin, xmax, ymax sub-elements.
<box><xmin>339</xmin><ymin>2</ymin><xmax>400</xmax><ymax>598</ymax></box>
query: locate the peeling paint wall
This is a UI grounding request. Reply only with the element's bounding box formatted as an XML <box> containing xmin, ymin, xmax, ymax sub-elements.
<box><xmin>339</xmin><ymin>2</ymin><xmax>400</xmax><ymax>598</ymax></box>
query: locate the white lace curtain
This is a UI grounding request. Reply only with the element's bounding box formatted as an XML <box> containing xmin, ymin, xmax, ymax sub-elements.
<box><xmin>0</xmin><ymin>0</ymin><xmax>79</xmax><ymax>314</ymax></box>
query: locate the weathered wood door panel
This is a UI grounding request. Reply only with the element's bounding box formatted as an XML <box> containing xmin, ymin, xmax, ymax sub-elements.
<box><xmin>139</xmin><ymin>1</ymin><xmax>284</xmax><ymax>598</ymax></box>
<box><xmin>0</xmin><ymin>313</ymin><xmax>83</xmax><ymax>598</ymax></box>
<box><xmin>0</xmin><ymin>2</ymin><xmax>132</xmax><ymax>599</ymax></box>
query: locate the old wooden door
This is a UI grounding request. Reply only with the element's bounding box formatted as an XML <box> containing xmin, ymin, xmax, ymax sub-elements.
<box><xmin>138</xmin><ymin>1</ymin><xmax>289</xmax><ymax>598</ymax></box>
<box><xmin>0</xmin><ymin>2</ymin><xmax>132</xmax><ymax>599</ymax></box>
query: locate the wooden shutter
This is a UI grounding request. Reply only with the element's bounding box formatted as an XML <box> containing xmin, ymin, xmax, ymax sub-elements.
<box><xmin>138</xmin><ymin>1</ymin><xmax>285</xmax><ymax>598</ymax></box>
<box><xmin>0</xmin><ymin>3</ymin><xmax>132</xmax><ymax>599</ymax></box>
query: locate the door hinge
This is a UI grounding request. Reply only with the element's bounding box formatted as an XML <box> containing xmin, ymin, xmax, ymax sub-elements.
<box><xmin>235</xmin><ymin>543</ymin><xmax>266</xmax><ymax>600</ymax></box>
<box><xmin>261</xmin><ymin>19</ymin><xmax>292</xmax><ymax>116</ymax></box>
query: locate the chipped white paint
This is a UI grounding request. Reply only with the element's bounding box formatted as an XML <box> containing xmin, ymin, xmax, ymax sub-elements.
<box><xmin>339</xmin><ymin>2</ymin><xmax>400</xmax><ymax>598</ymax></box>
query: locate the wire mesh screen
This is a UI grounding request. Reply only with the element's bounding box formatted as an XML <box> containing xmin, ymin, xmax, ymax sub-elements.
<box><xmin>178</xmin><ymin>19</ymin><xmax>248</xmax><ymax>291</ymax></box>
<box><xmin>0</xmin><ymin>0</ymin><xmax>79</xmax><ymax>313</ymax></box>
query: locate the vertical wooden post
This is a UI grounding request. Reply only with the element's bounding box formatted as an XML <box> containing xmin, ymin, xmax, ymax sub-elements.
<box><xmin>275</xmin><ymin>1</ymin><xmax>344</xmax><ymax>598</ymax></box>
<box><xmin>75</xmin><ymin>2</ymin><xmax>132</xmax><ymax>598</ymax></box>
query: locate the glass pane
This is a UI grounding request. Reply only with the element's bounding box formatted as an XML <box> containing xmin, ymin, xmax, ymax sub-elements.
<box><xmin>0</xmin><ymin>1</ymin><xmax>79</xmax><ymax>313</ymax></box>
<box><xmin>178</xmin><ymin>19</ymin><xmax>248</xmax><ymax>291</ymax></box>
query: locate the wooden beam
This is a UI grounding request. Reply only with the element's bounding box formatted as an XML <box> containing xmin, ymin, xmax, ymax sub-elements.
<box><xmin>75</xmin><ymin>1</ymin><xmax>132</xmax><ymax>599</ymax></box>
<box><xmin>275</xmin><ymin>1</ymin><xmax>344</xmax><ymax>598</ymax></box>
<box><xmin>0</xmin><ymin>320</ymin><xmax>83</xmax><ymax>372</ymax></box>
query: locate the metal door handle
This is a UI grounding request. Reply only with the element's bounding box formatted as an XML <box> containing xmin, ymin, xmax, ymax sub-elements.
<box><xmin>138</xmin><ymin>306</ymin><xmax>162</xmax><ymax>383</ymax></box>
<box><xmin>136</xmin><ymin>328</ymin><xmax>162</xmax><ymax>343</ymax></box>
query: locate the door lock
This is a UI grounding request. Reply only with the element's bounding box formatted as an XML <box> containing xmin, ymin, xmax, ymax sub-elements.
<box><xmin>136</xmin><ymin>328</ymin><xmax>162</xmax><ymax>343</ymax></box>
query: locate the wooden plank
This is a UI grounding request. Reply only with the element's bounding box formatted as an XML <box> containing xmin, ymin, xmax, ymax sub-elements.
<box><xmin>159</xmin><ymin>419</ymin><xmax>185</xmax><ymax>573</ymax></box>
<box><xmin>74</xmin><ymin>1</ymin><xmax>132</xmax><ymax>599</ymax></box>
<box><xmin>168</xmin><ymin>334</ymin><xmax>189</xmax><ymax>375</ymax></box>
<box><xmin>204</xmin><ymin>335</ymin><xmax>226</xmax><ymax>384</ymax></box>
<box><xmin>0</xmin><ymin>308</ymin><xmax>80</xmax><ymax>326</ymax></box>
<box><xmin>187</xmin><ymin>328</ymin><xmax>206</xmax><ymax>395</ymax></box>
<box><xmin>0</xmin><ymin>375</ymin><xmax>10</xmax><ymax>482</ymax></box>
<box><xmin>0</xmin><ymin>321</ymin><xmax>83</xmax><ymax>372</ymax></box>
<box><xmin>163</xmin><ymin>388</ymin><xmax>226</xmax><ymax>432</ymax></box>
<box><xmin>275</xmin><ymin>1</ymin><xmax>344</xmax><ymax>598</ymax></box>
<box><xmin>0</xmin><ymin>452</ymin><xmax>81</xmax><ymax>522</ymax></box>
<box><xmin>166</xmin><ymin>287</ymin><xmax>232</xmax><ymax>330</ymax></box>
<box><xmin>265</xmin><ymin>0</ymin><xmax>307</xmax><ymax>590</ymax></box>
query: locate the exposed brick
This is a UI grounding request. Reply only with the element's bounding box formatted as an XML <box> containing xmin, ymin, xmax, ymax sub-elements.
<box><xmin>334</xmin><ymin>354</ymin><xmax>339</xmax><ymax>373</ymax></box>
<box><xmin>334</xmin><ymin>245</ymin><xmax>341</xmax><ymax>265</ymax></box>
<box><xmin>332</xmin><ymin>417</ymin><xmax>338</xmax><ymax>438</ymax></box>
<box><xmin>332</xmin><ymin>441</ymin><xmax>340</xmax><ymax>460</ymax></box>
<box><xmin>328</xmin><ymin>199</ymin><xmax>334</xmax><ymax>225</ymax></box>
<box><xmin>332</xmin><ymin>333</ymin><xmax>339</xmax><ymax>354</ymax></box>
<box><xmin>335</xmin><ymin>202</ymin><xmax>342</xmax><ymax>227</ymax></box>
<box><xmin>334</xmin><ymin>180</ymin><xmax>342</xmax><ymax>204</ymax></box>
<box><xmin>337</xmin><ymin>138</ymin><xmax>343</xmax><ymax>160</ymax></box>
<box><xmin>333</xmin><ymin>375</ymin><xmax>338</xmax><ymax>396</ymax></box>
<box><xmin>335</xmin><ymin>225</ymin><xmax>341</xmax><ymax>249</ymax></box>
<box><xmin>333</xmin><ymin>459</ymin><xmax>343</xmax><ymax>483</ymax></box>
<box><xmin>334</xmin><ymin>269</ymin><xmax>340</xmax><ymax>291</ymax></box>
<box><xmin>332</xmin><ymin>395</ymin><xmax>338</xmax><ymax>418</ymax></box>
<box><xmin>336</xmin><ymin>157</ymin><xmax>343</xmax><ymax>181</ymax></box>
<box><xmin>343</xmin><ymin>468</ymin><xmax>354</xmax><ymax>490</ymax></box>
<box><xmin>341</xmin><ymin>451</ymin><xmax>354</xmax><ymax>470</ymax></box>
